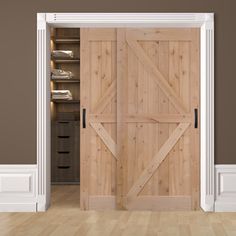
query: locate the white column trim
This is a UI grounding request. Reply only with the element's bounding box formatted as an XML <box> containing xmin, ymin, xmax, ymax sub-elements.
<box><xmin>37</xmin><ymin>13</ymin><xmax>215</xmax><ymax>212</ymax></box>
<box><xmin>200</xmin><ymin>18</ymin><xmax>215</xmax><ymax>211</ymax></box>
<box><xmin>37</xmin><ymin>13</ymin><xmax>51</xmax><ymax>212</ymax></box>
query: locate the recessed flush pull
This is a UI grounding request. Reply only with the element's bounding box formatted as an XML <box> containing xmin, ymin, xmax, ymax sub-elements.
<box><xmin>194</xmin><ymin>108</ymin><xmax>198</xmax><ymax>128</ymax></box>
<box><xmin>57</xmin><ymin>166</ymin><xmax>70</xmax><ymax>169</ymax></box>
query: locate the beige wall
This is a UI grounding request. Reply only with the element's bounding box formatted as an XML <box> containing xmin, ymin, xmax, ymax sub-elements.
<box><xmin>0</xmin><ymin>0</ymin><xmax>235</xmax><ymax>164</ymax></box>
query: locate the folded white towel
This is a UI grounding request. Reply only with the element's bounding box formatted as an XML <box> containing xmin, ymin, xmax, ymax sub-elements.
<box><xmin>51</xmin><ymin>50</ymin><xmax>74</xmax><ymax>58</ymax></box>
<box><xmin>51</xmin><ymin>75</ymin><xmax>71</xmax><ymax>80</ymax></box>
<box><xmin>52</xmin><ymin>92</ymin><xmax>73</xmax><ymax>100</ymax></box>
<box><xmin>52</xmin><ymin>95</ymin><xmax>72</xmax><ymax>100</ymax></box>
<box><xmin>52</xmin><ymin>90</ymin><xmax>72</xmax><ymax>97</ymax></box>
<box><xmin>52</xmin><ymin>90</ymin><xmax>71</xmax><ymax>94</ymax></box>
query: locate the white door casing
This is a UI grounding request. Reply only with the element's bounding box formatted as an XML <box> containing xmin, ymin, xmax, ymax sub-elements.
<box><xmin>37</xmin><ymin>13</ymin><xmax>214</xmax><ymax>212</ymax></box>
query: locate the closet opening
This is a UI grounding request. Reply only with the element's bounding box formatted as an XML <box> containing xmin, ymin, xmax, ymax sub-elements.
<box><xmin>50</xmin><ymin>27</ymin><xmax>80</xmax><ymax>208</ymax></box>
<box><xmin>37</xmin><ymin>13</ymin><xmax>214</xmax><ymax>212</ymax></box>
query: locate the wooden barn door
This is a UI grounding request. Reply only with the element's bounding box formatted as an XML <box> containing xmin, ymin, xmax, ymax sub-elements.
<box><xmin>80</xmin><ymin>29</ymin><xmax>117</xmax><ymax>210</ymax></box>
<box><xmin>117</xmin><ymin>28</ymin><xmax>200</xmax><ymax>210</ymax></box>
<box><xmin>81</xmin><ymin>28</ymin><xmax>200</xmax><ymax>211</ymax></box>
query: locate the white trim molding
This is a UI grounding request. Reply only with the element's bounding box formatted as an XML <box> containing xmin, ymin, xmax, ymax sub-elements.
<box><xmin>0</xmin><ymin>165</ymin><xmax>37</xmax><ymax>212</ymax></box>
<box><xmin>37</xmin><ymin>13</ymin><xmax>51</xmax><ymax>212</ymax></box>
<box><xmin>45</xmin><ymin>13</ymin><xmax>213</xmax><ymax>28</ymax></box>
<box><xmin>200</xmin><ymin>17</ymin><xmax>215</xmax><ymax>212</ymax></box>
<box><xmin>37</xmin><ymin>13</ymin><xmax>214</xmax><ymax>212</ymax></box>
<box><xmin>215</xmin><ymin>165</ymin><xmax>236</xmax><ymax>212</ymax></box>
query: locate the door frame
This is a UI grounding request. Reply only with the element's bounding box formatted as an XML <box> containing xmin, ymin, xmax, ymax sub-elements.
<box><xmin>37</xmin><ymin>13</ymin><xmax>214</xmax><ymax>211</ymax></box>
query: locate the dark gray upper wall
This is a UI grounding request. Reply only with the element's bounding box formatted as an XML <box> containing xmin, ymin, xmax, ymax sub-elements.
<box><xmin>0</xmin><ymin>0</ymin><xmax>235</xmax><ymax>164</ymax></box>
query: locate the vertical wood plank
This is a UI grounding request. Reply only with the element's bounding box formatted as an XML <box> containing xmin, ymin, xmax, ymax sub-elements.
<box><xmin>80</xmin><ymin>28</ymin><xmax>90</xmax><ymax>210</ymax></box>
<box><xmin>101</xmin><ymin>41</ymin><xmax>112</xmax><ymax>195</ymax></box>
<box><xmin>140</xmin><ymin>41</ymin><xmax>159</xmax><ymax>195</ymax></box>
<box><xmin>158</xmin><ymin>41</ymin><xmax>170</xmax><ymax>196</ymax></box>
<box><xmin>168</xmin><ymin>41</ymin><xmax>181</xmax><ymax>195</ymax></box>
<box><xmin>179</xmin><ymin>42</ymin><xmax>191</xmax><ymax>195</ymax></box>
<box><xmin>111</xmin><ymin>41</ymin><xmax>117</xmax><ymax>196</ymax></box>
<box><xmin>136</xmin><ymin>42</ymin><xmax>147</xmax><ymax>194</ymax></box>
<box><xmin>190</xmin><ymin>28</ymin><xmax>200</xmax><ymax>210</ymax></box>
<box><xmin>148</xmin><ymin>42</ymin><xmax>160</xmax><ymax>195</ymax></box>
<box><xmin>126</xmin><ymin>45</ymin><xmax>138</xmax><ymax>195</ymax></box>
<box><xmin>90</xmin><ymin>41</ymin><xmax>102</xmax><ymax>195</ymax></box>
<box><xmin>117</xmin><ymin>29</ymin><xmax>127</xmax><ymax>209</ymax></box>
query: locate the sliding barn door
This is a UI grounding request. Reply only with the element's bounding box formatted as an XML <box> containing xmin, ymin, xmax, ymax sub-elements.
<box><xmin>80</xmin><ymin>29</ymin><xmax>117</xmax><ymax>210</ymax></box>
<box><xmin>81</xmin><ymin>28</ymin><xmax>200</xmax><ymax>211</ymax></box>
<box><xmin>117</xmin><ymin>28</ymin><xmax>200</xmax><ymax>210</ymax></box>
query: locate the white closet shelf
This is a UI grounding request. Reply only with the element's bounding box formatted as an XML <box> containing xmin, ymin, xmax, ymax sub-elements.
<box><xmin>53</xmin><ymin>38</ymin><xmax>80</xmax><ymax>44</ymax></box>
<box><xmin>51</xmin><ymin>79</ymin><xmax>80</xmax><ymax>83</ymax></box>
<box><xmin>51</xmin><ymin>58</ymin><xmax>80</xmax><ymax>63</ymax></box>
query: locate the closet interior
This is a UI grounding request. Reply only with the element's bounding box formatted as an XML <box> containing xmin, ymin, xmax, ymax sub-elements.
<box><xmin>50</xmin><ymin>28</ymin><xmax>80</xmax><ymax>184</ymax></box>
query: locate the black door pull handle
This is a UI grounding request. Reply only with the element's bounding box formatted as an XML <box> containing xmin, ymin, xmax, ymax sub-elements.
<box><xmin>82</xmin><ymin>108</ymin><xmax>86</xmax><ymax>128</ymax></box>
<box><xmin>194</xmin><ymin>108</ymin><xmax>198</xmax><ymax>128</ymax></box>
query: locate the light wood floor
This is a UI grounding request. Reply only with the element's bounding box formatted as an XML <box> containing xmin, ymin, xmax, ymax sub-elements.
<box><xmin>0</xmin><ymin>185</ymin><xmax>236</xmax><ymax>236</ymax></box>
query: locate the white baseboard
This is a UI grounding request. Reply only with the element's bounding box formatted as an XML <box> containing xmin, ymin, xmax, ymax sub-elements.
<box><xmin>37</xmin><ymin>195</ymin><xmax>50</xmax><ymax>212</ymax></box>
<box><xmin>2</xmin><ymin>164</ymin><xmax>236</xmax><ymax>212</ymax></box>
<box><xmin>0</xmin><ymin>165</ymin><xmax>37</xmax><ymax>212</ymax></box>
<box><xmin>215</xmin><ymin>165</ymin><xmax>236</xmax><ymax>212</ymax></box>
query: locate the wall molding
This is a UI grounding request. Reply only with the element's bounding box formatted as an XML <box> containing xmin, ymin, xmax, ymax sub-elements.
<box><xmin>37</xmin><ymin>13</ymin><xmax>214</xmax><ymax>212</ymax></box>
<box><xmin>0</xmin><ymin>165</ymin><xmax>37</xmax><ymax>212</ymax></box>
<box><xmin>215</xmin><ymin>165</ymin><xmax>236</xmax><ymax>212</ymax></box>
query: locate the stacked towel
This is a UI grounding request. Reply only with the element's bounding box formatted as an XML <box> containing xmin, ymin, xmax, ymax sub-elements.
<box><xmin>51</xmin><ymin>50</ymin><xmax>74</xmax><ymax>59</ymax></box>
<box><xmin>51</xmin><ymin>90</ymin><xmax>72</xmax><ymax>100</ymax></box>
<box><xmin>51</xmin><ymin>69</ymin><xmax>74</xmax><ymax>80</ymax></box>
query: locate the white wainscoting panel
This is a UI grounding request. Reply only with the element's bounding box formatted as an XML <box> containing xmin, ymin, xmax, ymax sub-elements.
<box><xmin>0</xmin><ymin>165</ymin><xmax>37</xmax><ymax>212</ymax></box>
<box><xmin>215</xmin><ymin>165</ymin><xmax>236</xmax><ymax>212</ymax></box>
<box><xmin>0</xmin><ymin>174</ymin><xmax>32</xmax><ymax>193</ymax></box>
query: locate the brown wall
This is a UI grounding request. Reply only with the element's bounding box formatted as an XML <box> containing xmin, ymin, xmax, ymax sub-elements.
<box><xmin>0</xmin><ymin>0</ymin><xmax>235</xmax><ymax>164</ymax></box>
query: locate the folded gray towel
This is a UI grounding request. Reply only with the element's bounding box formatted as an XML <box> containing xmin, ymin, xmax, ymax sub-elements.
<box><xmin>52</xmin><ymin>69</ymin><xmax>73</xmax><ymax>76</ymax></box>
<box><xmin>51</xmin><ymin>69</ymin><xmax>74</xmax><ymax>80</ymax></box>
